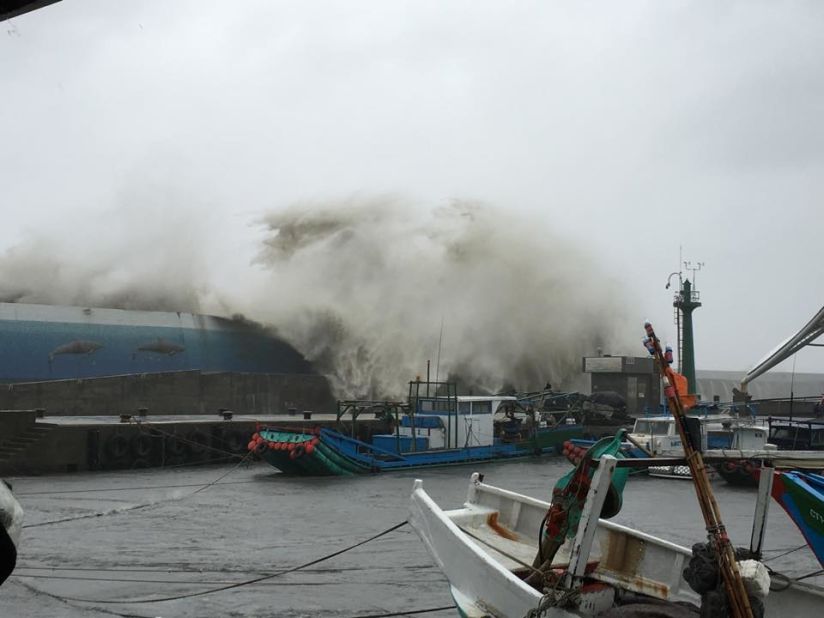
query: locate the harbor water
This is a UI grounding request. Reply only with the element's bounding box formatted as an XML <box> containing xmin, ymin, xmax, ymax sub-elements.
<box><xmin>2</xmin><ymin>458</ymin><xmax>821</xmax><ymax>617</ymax></box>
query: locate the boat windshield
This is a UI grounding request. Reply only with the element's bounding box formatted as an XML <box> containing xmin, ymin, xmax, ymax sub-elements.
<box><xmin>633</xmin><ymin>420</ymin><xmax>672</xmax><ymax>435</ymax></box>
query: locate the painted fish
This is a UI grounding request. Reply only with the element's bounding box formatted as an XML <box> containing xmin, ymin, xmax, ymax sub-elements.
<box><xmin>134</xmin><ymin>338</ymin><xmax>185</xmax><ymax>356</ymax></box>
<box><xmin>48</xmin><ymin>340</ymin><xmax>103</xmax><ymax>361</ymax></box>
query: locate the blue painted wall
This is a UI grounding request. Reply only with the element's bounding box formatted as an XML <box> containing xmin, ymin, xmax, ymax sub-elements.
<box><xmin>0</xmin><ymin>303</ymin><xmax>313</xmax><ymax>382</ymax></box>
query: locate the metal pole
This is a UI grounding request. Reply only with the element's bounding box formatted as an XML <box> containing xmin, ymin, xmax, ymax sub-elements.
<box><xmin>644</xmin><ymin>322</ymin><xmax>752</xmax><ymax>618</ymax></box>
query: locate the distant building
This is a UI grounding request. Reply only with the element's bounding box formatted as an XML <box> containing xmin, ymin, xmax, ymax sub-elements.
<box><xmin>581</xmin><ymin>355</ymin><xmax>661</xmax><ymax>416</ymax></box>
<box><xmin>696</xmin><ymin>370</ymin><xmax>824</xmax><ymax>403</ymax></box>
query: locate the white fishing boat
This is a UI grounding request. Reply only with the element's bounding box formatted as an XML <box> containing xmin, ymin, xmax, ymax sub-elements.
<box><xmin>409</xmin><ymin>461</ymin><xmax>824</xmax><ymax>617</ymax></box>
<box><xmin>630</xmin><ymin>415</ymin><xmax>770</xmax><ymax>481</ymax></box>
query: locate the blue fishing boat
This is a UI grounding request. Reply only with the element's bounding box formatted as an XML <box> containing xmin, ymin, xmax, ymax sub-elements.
<box><xmin>251</xmin><ymin>381</ymin><xmax>584</xmax><ymax>475</ymax></box>
<box><xmin>772</xmin><ymin>470</ymin><xmax>824</xmax><ymax>567</ymax></box>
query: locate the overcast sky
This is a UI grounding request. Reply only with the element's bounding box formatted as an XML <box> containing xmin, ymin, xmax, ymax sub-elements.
<box><xmin>1</xmin><ymin>1</ymin><xmax>823</xmax><ymax>378</ymax></box>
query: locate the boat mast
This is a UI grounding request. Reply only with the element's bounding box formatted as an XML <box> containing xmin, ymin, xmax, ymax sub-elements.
<box><xmin>644</xmin><ymin>321</ymin><xmax>752</xmax><ymax>618</ymax></box>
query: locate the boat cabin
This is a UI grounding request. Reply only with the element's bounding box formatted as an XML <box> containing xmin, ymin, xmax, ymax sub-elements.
<box><xmin>629</xmin><ymin>414</ymin><xmax>765</xmax><ymax>456</ymax></box>
<box><xmin>767</xmin><ymin>418</ymin><xmax>824</xmax><ymax>450</ymax></box>
<box><xmin>384</xmin><ymin>395</ymin><xmax>519</xmax><ymax>452</ymax></box>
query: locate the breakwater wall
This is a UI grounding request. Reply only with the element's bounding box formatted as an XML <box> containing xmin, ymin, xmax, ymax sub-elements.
<box><xmin>0</xmin><ymin>370</ymin><xmax>335</xmax><ymax>416</ymax></box>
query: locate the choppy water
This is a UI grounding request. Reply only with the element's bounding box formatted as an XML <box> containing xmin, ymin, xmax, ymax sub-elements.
<box><xmin>2</xmin><ymin>458</ymin><xmax>821</xmax><ymax>617</ymax></box>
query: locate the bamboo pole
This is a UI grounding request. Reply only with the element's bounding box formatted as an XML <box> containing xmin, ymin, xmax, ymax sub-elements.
<box><xmin>643</xmin><ymin>322</ymin><xmax>752</xmax><ymax>618</ymax></box>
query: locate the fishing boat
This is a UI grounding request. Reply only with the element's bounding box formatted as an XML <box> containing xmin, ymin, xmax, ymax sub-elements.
<box><xmin>568</xmin><ymin>413</ymin><xmax>770</xmax><ymax>481</ymax></box>
<box><xmin>771</xmin><ymin>470</ymin><xmax>824</xmax><ymax>567</ymax></box>
<box><xmin>251</xmin><ymin>381</ymin><xmax>583</xmax><ymax>475</ymax></box>
<box><xmin>409</xmin><ymin>321</ymin><xmax>824</xmax><ymax>617</ymax></box>
<box><xmin>408</xmin><ymin>464</ymin><xmax>824</xmax><ymax>617</ymax></box>
<box><xmin>712</xmin><ymin>419</ymin><xmax>824</xmax><ymax>487</ymax></box>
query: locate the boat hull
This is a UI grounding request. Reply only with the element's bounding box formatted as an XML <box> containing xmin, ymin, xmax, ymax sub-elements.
<box><xmin>410</xmin><ymin>473</ymin><xmax>824</xmax><ymax>617</ymax></box>
<box><xmin>772</xmin><ymin>471</ymin><xmax>824</xmax><ymax>567</ymax></box>
<box><xmin>255</xmin><ymin>425</ymin><xmax>583</xmax><ymax>475</ymax></box>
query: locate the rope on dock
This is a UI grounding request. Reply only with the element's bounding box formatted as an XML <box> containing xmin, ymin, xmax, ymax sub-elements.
<box><xmin>44</xmin><ymin>520</ymin><xmax>410</xmax><ymax>604</ymax></box>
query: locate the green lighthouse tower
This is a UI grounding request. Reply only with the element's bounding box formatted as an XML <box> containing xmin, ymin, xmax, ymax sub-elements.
<box><xmin>673</xmin><ymin>278</ymin><xmax>701</xmax><ymax>395</ymax></box>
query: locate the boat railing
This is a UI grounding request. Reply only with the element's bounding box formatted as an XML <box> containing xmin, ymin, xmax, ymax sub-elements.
<box><xmin>320</xmin><ymin>428</ymin><xmax>407</xmax><ymax>462</ymax></box>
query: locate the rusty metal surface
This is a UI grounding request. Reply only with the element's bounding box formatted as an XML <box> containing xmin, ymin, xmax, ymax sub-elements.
<box><xmin>486</xmin><ymin>511</ymin><xmax>519</xmax><ymax>541</ymax></box>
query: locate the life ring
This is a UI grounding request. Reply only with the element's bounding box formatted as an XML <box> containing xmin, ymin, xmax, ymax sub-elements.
<box><xmin>293</xmin><ymin>443</ymin><xmax>306</xmax><ymax>459</ymax></box>
<box><xmin>105</xmin><ymin>434</ymin><xmax>130</xmax><ymax>461</ymax></box>
<box><xmin>131</xmin><ymin>434</ymin><xmax>153</xmax><ymax>458</ymax></box>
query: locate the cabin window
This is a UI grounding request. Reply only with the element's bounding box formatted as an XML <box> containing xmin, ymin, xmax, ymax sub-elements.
<box><xmin>634</xmin><ymin>420</ymin><xmax>671</xmax><ymax>435</ymax></box>
<box><xmin>471</xmin><ymin>401</ymin><xmax>492</xmax><ymax>414</ymax></box>
<box><xmin>419</xmin><ymin>399</ymin><xmax>453</xmax><ymax>413</ymax></box>
<box><xmin>459</xmin><ymin>402</ymin><xmax>471</xmax><ymax>414</ymax></box>
<box><xmin>770</xmin><ymin>427</ymin><xmax>793</xmax><ymax>441</ymax></box>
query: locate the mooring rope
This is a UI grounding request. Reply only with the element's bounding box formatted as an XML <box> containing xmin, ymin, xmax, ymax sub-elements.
<box><xmin>50</xmin><ymin>520</ymin><xmax>409</xmax><ymax>604</ymax></box>
<box><xmin>22</xmin><ymin>451</ymin><xmax>254</xmax><ymax>529</ymax></box>
<box><xmin>16</xmin><ymin>479</ymin><xmax>257</xmax><ymax>497</ymax></box>
<box><xmin>348</xmin><ymin>606</ymin><xmax>457</xmax><ymax>618</ymax></box>
<box><xmin>130</xmin><ymin>419</ymin><xmax>245</xmax><ymax>461</ymax></box>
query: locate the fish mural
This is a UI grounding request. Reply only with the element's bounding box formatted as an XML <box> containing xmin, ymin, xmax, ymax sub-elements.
<box><xmin>133</xmin><ymin>338</ymin><xmax>185</xmax><ymax>358</ymax></box>
<box><xmin>48</xmin><ymin>340</ymin><xmax>103</xmax><ymax>362</ymax></box>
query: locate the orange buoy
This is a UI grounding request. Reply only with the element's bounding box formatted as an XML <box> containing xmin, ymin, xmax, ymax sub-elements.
<box><xmin>311</xmin><ymin>437</ymin><xmax>320</xmax><ymax>446</ymax></box>
<box><xmin>252</xmin><ymin>433</ymin><xmax>260</xmax><ymax>442</ymax></box>
<box><xmin>247</xmin><ymin>440</ymin><xmax>256</xmax><ymax>451</ymax></box>
<box><xmin>288</xmin><ymin>443</ymin><xmax>296</xmax><ymax>451</ymax></box>
<box><xmin>305</xmin><ymin>443</ymin><xmax>315</xmax><ymax>455</ymax></box>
